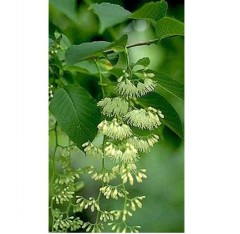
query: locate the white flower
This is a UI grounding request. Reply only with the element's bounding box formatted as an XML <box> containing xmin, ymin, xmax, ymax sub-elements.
<box><xmin>104</xmin><ymin>142</ymin><xmax>123</xmax><ymax>158</ymax></box>
<box><xmin>98</xmin><ymin>118</ymin><xmax>132</xmax><ymax>140</ymax></box>
<box><xmin>104</xmin><ymin>142</ymin><xmax>138</xmax><ymax>163</ymax></box>
<box><xmin>124</xmin><ymin>107</ymin><xmax>164</xmax><ymax>130</ymax></box>
<box><xmin>127</xmin><ymin>134</ymin><xmax>159</xmax><ymax>152</ymax></box>
<box><xmin>136</xmin><ymin>78</ymin><xmax>156</xmax><ymax>96</ymax></box>
<box><xmin>88</xmin><ymin>168</ymin><xmax>116</xmax><ymax>183</ymax></box>
<box><xmin>97</xmin><ymin>97</ymin><xmax>129</xmax><ymax>117</ymax></box>
<box><xmin>115</xmin><ymin>79</ymin><xmax>138</xmax><ymax>98</ymax></box>
<box><xmin>82</xmin><ymin>142</ymin><xmax>103</xmax><ymax>157</ymax></box>
<box><xmin>121</xmin><ymin>143</ymin><xmax>138</xmax><ymax>163</ymax></box>
<box><xmin>116</xmin><ymin>74</ymin><xmax>156</xmax><ymax>98</ymax></box>
<box><xmin>100</xmin><ymin>185</ymin><xmax>124</xmax><ymax>200</ymax></box>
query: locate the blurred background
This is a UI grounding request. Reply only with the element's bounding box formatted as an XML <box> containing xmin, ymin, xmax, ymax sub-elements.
<box><xmin>49</xmin><ymin>0</ymin><xmax>184</xmax><ymax>232</ymax></box>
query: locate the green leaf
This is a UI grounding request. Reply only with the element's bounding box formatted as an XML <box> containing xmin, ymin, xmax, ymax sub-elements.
<box><xmin>90</xmin><ymin>3</ymin><xmax>132</xmax><ymax>34</ymax></box>
<box><xmin>66</xmin><ymin>35</ymin><xmax>128</xmax><ymax>65</ymax></box>
<box><xmin>134</xmin><ymin>57</ymin><xmax>150</xmax><ymax>68</ymax></box>
<box><xmin>64</xmin><ymin>61</ymin><xmax>99</xmax><ymax>74</ymax></box>
<box><xmin>106</xmin><ymin>53</ymin><xmax>120</xmax><ymax>66</ymax></box>
<box><xmin>49</xmin><ymin>85</ymin><xmax>101</xmax><ymax>148</ymax></box>
<box><xmin>49</xmin><ymin>0</ymin><xmax>78</xmax><ymax>23</ymax></box>
<box><xmin>65</xmin><ymin>41</ymin><xmax>111</xmax><ymax>65</ymax></box>
<box><xmin>49</xmin><ymin>22</ymin><xmax>63</xmax><ymax>40</ymax></box>
<box><xmin>131</xmin><ymin>0</ymin><xmax>168</xmax><ymax>22</ymax></box>
<box><xmin>138</xmin><ymin>92</ymin><xmax>183</xmax><ymax>138</ymax></box>
<box><xmin>149</xmin><ymin>70</ymin><xmax>184</xmax><ymax>100</ymax></box>
<box><xmin>110</xmin><ymin>34</ymin><xmax>128</xmax><ymax>52</ymax></box>
<box><xmin>155</xmin><ymin>17</ymin><xmax>184</xmax><ymax>39</ymax></box>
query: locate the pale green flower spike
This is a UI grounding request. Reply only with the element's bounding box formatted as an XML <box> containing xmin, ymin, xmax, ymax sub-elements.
<box><xmin>97</xmin><ymin>97</ymin><xmax>129</xmax><ymax>117</ymax></box>
<box><xmin>98</xmin><ymin>118</ymin><xmax>132</xmax><ymax>140</ymax></box>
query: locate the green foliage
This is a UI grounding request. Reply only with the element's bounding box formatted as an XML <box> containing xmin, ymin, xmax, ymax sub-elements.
<box><xmin>66</xmin><ymin>35</ymin><xmax>128</xmax><ymax>65</ymax></box>
<box><xmin>49</xmin><ymin>0</ymin><xmax>184</xmax><ymax>232</ymax></box>
<box><xmin>49</xmin><ymin>85</ymin><xmax>101</xmax><ymax>148</ymax></box>
<box><xmin>110</xmin><ymin>34</ymin><xmax>128</xmax><ymax>52</ymax></box>
<box><xmin>65</xmin><ymin>41</ymin><xmax>111</xmax><ymax>65</ymax></box>
<box><xmin>49</xmin><ymin>0</ymin><xmax>78</xmax><ymax>23</ymax></box>
<box><xmin>90</xmin><ymin>3</ymin><xmax>132</xmax><ymax>34</ymax></box>
<box><xmin>156</xmin><ymin>17</ymin><xmax>184</xmax><ymax>39</ymax></box>
<box><xmin>150</xmin><ymin>70</ymin><xmax>184</xmax><ymax>100</ymax></box>
<box><xmin>133</xmin><ymin>57</ymin><xmax>150</xmax><ymax>67</ymax></box>
<box><xmin>131</xmin><ymin>0</ymin><xmax>168</xmax><ymax>22</ymax></box>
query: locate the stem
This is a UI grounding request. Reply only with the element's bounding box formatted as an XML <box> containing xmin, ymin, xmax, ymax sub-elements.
<box><xmin>50</xmin><ymin>123</ymin><xmax>58</xmax><ymax>232</ymax></box>
<box><xmin>95</xmin><ymin>181</ymin><xmax>103</xmax><ymax>226</ymax></box>
<box><xmin>104</xmin><ymin>39</ymin><xmax>159</xmax><ymax>54</ymax></box>
<box><xmin>127</xmin><ymin>38</ymin><xmax>159</xmax><ymax>49</ymax></box>
<box><xmin>95</xmin><ymin>59</ymin><xmax>106</xmax><ymax>97</ymax></box>
<box><xmin>125</xmin><ymin>48</ymin><xmax>131</xmax><ymax>73</ymax></box>
<box><xmin>94</xmin><ymin>136</ymin><xmax>106</xmax><ymax>227</ymax></box>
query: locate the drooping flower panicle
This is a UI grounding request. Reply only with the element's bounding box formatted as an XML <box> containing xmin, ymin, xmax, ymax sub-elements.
<box><xmin>81</xmin><ymin>60</ymin><xmax>165</xmax><ymax>233</ymax></box>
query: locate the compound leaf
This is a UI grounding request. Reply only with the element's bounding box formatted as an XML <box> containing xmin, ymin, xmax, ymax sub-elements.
<box><xmin>139</xmin><ymin>92</ymin><xmax>183</xmax><ymax>138</ymax></box>
<box><xmin>155</xmin><ymin>17</ymin><xmax>184</xmax><ymax>39</ymax></box>
<box><xmin>90</xmin><ymin>2</ymin><xmax>132</xmax><ymax>33</ymax></box>
<box><xmin>49</xmin><ymin>85</ymin><xmax>101</xmax><ymax>148</ymax></box>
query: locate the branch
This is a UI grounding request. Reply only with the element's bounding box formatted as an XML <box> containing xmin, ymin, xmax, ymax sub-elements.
<box><xmin>104</xmin><ymin>39</ymin><xmax>159</xmax><ymax>54</ymax></box>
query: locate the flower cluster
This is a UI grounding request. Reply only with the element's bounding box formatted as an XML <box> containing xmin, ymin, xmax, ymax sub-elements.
<box><xmin>81</xmin><ymin>61</ymin><xmax>164</xmax><ymax>233</ymax></box>
<box><xmin>124</xmin><ymin>107</ymin><xmax>164</xmax><ymax>130</ymax></box>
<box><xmin>116</xmin><ymin>70</ymin><xmax>157</xmax><ymax>99</ymax></box>
<box><xmin>52</xmin><ymin>213</ymin><xmax>82</xmax><ymax>232</ymax></box>
<box><xmin>104</xmin><ymin>142</ymin><xmax>138</xmax><ymax>163</ymax></box>
<box><xmin>98</xmin><ymin>119</ymin><xmax>132</xmax><ymax>140</ymax></box>
<box><xmin>100</xmin><ymin>185</ymin><xmax>125</xmax><ymax>199</ymax></box>
<box><xmin>116</xmin><ymin>78</ymin><xmax>156</xmax><ymax>98</ymax></box>
<box><xmin>82</xmin><ymin>142</ymin><xmax>103</xmax><ymax>158</ymax></box>
<box><xmin>97</xmin><ymin>97</ymin><xmax>129</xmax><ymax>117</ymax></box>
<box><xmin>127</xmin><ymin>135</ymin><xmax>159</xmax><ymax>152</ymax></box>
<box><xmin>52</xmin><ymin>187</ymin><xmax>74</xmax><ymax>205</ymax></box>
<box><xmin>76</xmin><ymin>196</ymin><xmax>100</xmax><ymax>212</ymax></box>
<box><xmin>87</xmin><ymin>166</ymin><xmax>116</xmax><ymax>183</ymax></box>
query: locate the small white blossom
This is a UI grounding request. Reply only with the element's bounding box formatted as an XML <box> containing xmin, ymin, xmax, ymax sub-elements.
<box><xmin>97</xmin><ymin>97</ymin><xmax>129</xmax><ymax>117</ymax></box>
<box><xmin>82</xmin><ymin>142</ymin><xmax>103</xmax><ymax>158</ymax></box>
<box><xmin>127</xmin><ymin>134</ymin><xmax>159</xmax><ymax>152</ymax></box>
<box><xmin>100</xmin><ymin>185</ymin><xmax>124</xmax><ymax>200</ymax></box>
<box><xmin>136</xmin><ymin>78</ymin><xmax>156</xmax><ymax>96</ymax></box>
<box><xmin>116</xmin><ymin>79</ymin><xmax>138</xmax><ymax>98</ymax></box>
<box><xmin>98</xmin><ymin>119</ymin><xmax>132</xmax><ymax>140</ymax></box>
<box><xmin>124</xmin><ymin>107</ymin><xmax>164</xmax><ymax>130</ymax></box>
<box><xmin>104</xmin><ymin>142</ymin><xmax>138</xmax><ymax>163</ymax></box>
